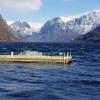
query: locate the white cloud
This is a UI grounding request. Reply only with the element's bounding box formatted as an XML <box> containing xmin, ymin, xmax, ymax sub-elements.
<box><xmin>7</xmin><ymin>21</ymin><xmax>13</xmax><ymax>25</ymax></box>
<box><xmin>0</xmin><ymin>0</ymin><xmax>42</xmax><ymax>11</ymax></box>
<box><xmin>29</xmin><ymin>22</ymin><xmax>44</xmax><ymax>29</ymax></box>
<box><xmin>29</xmin><ymin>22</ymin><xmax>44</xmax><ymax>32</ymax></box>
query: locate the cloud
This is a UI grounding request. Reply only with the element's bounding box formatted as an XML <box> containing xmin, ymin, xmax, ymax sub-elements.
<box><xmin>29</xmin><ymin>22</ymin><xmax>44</xmax><ymax>29</ymax></box>
<box><xmin>30</xmin><ymin>22</ymin><xmax>43</xmax><ymax>32</ymax></box>
<box><xmin>0</xmin><ymin>0</ymin><xmax>42</xmax><ymax>11</ymax></box>
<box><xmin>7</xmin><ymin>21</ymin><xmax>15</xmax><ymax>25</ymax></box>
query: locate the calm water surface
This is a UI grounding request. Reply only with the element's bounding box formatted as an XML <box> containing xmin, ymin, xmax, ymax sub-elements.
<box><xmin>0</xmin><ymin>42</ymin><xmax>100</xmax><ymax>100</ymax></box>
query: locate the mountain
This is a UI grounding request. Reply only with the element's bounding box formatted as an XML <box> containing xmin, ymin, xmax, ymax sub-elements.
<box><xmin>27</xmin><ymin>10</ymin><xmax>100</xmax><ymax>42</ymax></box>
<box><xmin>0</xmin><ymin>15</ymin><xmax>18</xmax><ymax>42</ymax></box>
<box><xmin>66</xmin><ymin>10</ymin><xmax>100</xmax><ymax>34</ymax></box>
<box><xmin>10</xmin><ymin>21</ymin><xmax>33</xmax><ymax>39</ymax></box>
<box><xmin>25</xmin><ymin>32</ymin><xmax>42</xmax><ymax>42</ymax></box>
<box><xmin>75</xmin><ymin>25</ymin><xmax>100</xmax><ymax>42</ymax></box>
<box><xmin>9</xmin><ymin>10</ymin><xmax>100</xmax><ymax>42</ymax></box>
<box><xmin>39</xmin><ymin>17</ymin><xmax>79</xmax><ymax>42</ymax></box>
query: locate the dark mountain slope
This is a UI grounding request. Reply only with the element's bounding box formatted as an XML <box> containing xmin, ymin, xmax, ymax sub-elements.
<box><xmin>76</xmin><ymin>26</ymin><xmax>100</xmax><ymax>42</ymax></box>
<box><xmin>0</xmin><ymin>15</ymin><xmax>18</xmax><ymax>42</ymax></box>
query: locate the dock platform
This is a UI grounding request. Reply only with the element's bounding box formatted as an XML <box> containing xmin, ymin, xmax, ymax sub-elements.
<box><xmin>0</xmin><ymin>53</ymin><xmax>72</xmax><ymax>64</ymax></box>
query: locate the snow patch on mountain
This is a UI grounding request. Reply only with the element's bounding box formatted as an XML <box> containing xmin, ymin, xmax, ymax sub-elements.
<box><xmin>9</xmin><ymin>21</ymin><xmax>33</xmax><ymax>39</ymax></box>
<box><xmin>60</xmin><ymin>16</ymin><xmax>76</xmax><ymax>22</ymax></box>
<box><xmin>66</xmin><ymin>10</ymin><xmax>100</xmax><ymax>34</ymax></box>
<box><xmin>11</xmin><ymin>21</ymin><xmax>31</xmax><ymax>34</ymax></box>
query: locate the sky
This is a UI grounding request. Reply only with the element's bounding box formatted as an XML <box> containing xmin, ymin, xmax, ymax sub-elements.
<box><xmin>0</xmin><ymin>0</ymin><xmax>100</xmax><ymax>27</ymax></box>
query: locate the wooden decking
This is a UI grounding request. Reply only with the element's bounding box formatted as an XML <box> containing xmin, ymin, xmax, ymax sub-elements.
<box><xmin>0</xmin><ymin>54</ymin><xmax>72</xmax><ymax>64</ymax></box>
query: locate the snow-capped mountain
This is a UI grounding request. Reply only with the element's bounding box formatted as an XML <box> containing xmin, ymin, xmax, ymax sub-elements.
<box><xmin>9</xmin><ymin>10</ymin><xmax>100</xmax><ymax>42</ymax></box>
<box><xmin>36</xmin><ymin>10</ymin><xmax>100</xmax><ymax>42</ymax></box>
<box><xmin>10</xmin><ymin>21</ymin><xmax>33</xmax><ymax>39</ymax></box>
<box><xmin>39</xmin><ymin>17</ymin><xmax>79</xmax><ymax>42</ymax></box>
<box><xmin>66</xmin><ymin>10</ymin><xmax>100</xmax><ymax>34</ymax></box>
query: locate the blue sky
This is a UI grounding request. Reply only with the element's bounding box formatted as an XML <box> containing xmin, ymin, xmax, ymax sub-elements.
<box><xmin>0</xmin><ymin>0</ymin><xmax>100</xmax><ymax>25</ymax></box>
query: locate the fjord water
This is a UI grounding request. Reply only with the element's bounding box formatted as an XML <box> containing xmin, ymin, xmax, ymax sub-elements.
<box><xmin>0</xmin><ymin>42</ymin><xmax>100</xmax><ymax>100</ymax></box>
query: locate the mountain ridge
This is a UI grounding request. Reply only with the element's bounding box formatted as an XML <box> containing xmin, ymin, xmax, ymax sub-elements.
<box><xmin>0</xmin><ymin>15</ymin><xmax>18</xmax><ymax>42</ymax></box>
<box><xmin>8</xmin><ymin>10</ymin><xmax>100</xmax><ymax>42</ymax></box>
<box><xmin>75</xmin><ymin>25</ymin><xmax>100</xmax><ymax>42</ymax></box>
<box><xmin>34</xmin><ymin>10</ymin><xmax>100</xmax><ymax>42</ymax></box>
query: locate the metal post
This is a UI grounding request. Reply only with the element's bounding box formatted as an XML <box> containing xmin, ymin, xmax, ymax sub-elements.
<box><xmin>11</xmin><ymin>51</ymin><xmax>13</xmax><ymax>58</ymax></box>
<box><xmin>63</xmin><ymin>52</ymin><xmax>65</xmax><ymax>64</ymax></box>
<box><xmin>67</xmin><ymin>52</ymin><xmax>69</xmax><ymax>58</ymax></box>
<box><xmin>70</xmin><ymin>52</ymin><xmax>72</xmax><ymax>58</ymax></box>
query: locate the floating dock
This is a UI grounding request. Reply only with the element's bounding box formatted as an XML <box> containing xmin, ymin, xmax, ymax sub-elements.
<box><xmin>0</xmin><ymin>52</ymin><xmax>72</xmax><ymax>64</ymax></box>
